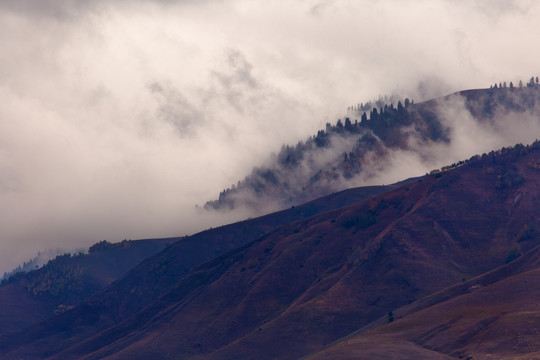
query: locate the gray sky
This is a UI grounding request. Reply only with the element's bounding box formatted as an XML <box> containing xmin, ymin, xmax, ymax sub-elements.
<box><xmin>1</xmin><ymin>0</ymin><xmax>539</xmax><ymax>273</ymax></box>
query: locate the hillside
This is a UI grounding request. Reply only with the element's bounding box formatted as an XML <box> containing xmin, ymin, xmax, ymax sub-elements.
<box><xmin>207</xmin><ymin>83</ymin><xmax>540</xmax><ymax>214</ymax></box>
<box><xmin>0</xmin><ymin>179</ymin><xmax>404</xmax><ymax>354</ymax></box>
<box><xmin>3</xmin><ymin>141</ymin><xmax>540</xmax><ymax>359</ymax></box>
<box><xmin>305</xmin><ymin>244</ymin><xmax>540</xmax><ymax>359</ymax></box>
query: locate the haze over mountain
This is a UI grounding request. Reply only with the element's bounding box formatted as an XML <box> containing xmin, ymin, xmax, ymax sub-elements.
<box><xmin>2</xmin><ymin>0</ymin><xmax>540</xmax><ymax>273</ymax></box>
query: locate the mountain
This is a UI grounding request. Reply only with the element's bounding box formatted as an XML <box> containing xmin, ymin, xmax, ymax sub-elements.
<box><xmin>0</xmin><ymin>178</ymin><xmax>406</xmax><ymax>356</ymax></box>
<box><xmin>3</xmin><ymin>139</ymin><xmax>540</xmax><ymax>359</ymax></box>
<box><xmin>206</xmin><ymin>83</ymin><xmax>540</xmax><ymax>214</ymax></box>
<box><xmin>0</xmin><ymin>238</ymin><xmax>172</xmax><ymax>336</ymax></box>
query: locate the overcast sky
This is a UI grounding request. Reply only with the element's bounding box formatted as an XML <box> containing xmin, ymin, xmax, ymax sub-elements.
<box><xmin>1</xmin><ymin>0</ymin><xmax>539</xmax><ymax>273</ymax></box>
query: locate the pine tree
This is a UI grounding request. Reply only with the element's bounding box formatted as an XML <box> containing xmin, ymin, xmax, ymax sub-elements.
<box><xmin>361</xmin><ymin>112</ymin><xmax>368</xmax><ymax>124</ymax></box>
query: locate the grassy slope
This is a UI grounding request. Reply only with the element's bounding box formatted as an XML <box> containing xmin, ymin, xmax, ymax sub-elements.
<box><xmin>306</xmin><ymin>245</ymin><xmax>540</xmax><ymax>359</ymax></box>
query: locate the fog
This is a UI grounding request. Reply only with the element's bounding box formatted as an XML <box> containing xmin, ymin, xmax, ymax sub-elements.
<box><xmin>360</xmin><ymin>92</ymin><xmax>540</xmax><ymax>188</ymax></box>
<box><xmin>1</xmin><ymin>0</ymin><xmax>540</xmax><ymax>273</ymax></box>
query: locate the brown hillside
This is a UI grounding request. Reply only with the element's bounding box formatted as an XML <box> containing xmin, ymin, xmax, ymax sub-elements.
<box><xmin>306</xmin><ymin>245</ymin><xmax>540</xmax><ymax>360</ymax></box>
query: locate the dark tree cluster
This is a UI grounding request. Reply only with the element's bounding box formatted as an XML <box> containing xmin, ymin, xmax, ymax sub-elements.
<box><xmin>3</xmin><ymin>252</ymin><xmax>94</xmax><ymax>300</ymax></box>
<box><xmin>490</xmin><ymin>76</ymin><xmax>540</xmax><ymax>89</ymax></box>
<box><xmin>347</xmin><ymin>95</ymin><xmax>412</xmax><ymax>115</ymax></box>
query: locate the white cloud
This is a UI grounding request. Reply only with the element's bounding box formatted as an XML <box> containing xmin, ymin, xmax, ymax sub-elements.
<box><xmin>1</xmin><ymin>0</ymin><xmax>540</xmax><ymax>272</ymax></box>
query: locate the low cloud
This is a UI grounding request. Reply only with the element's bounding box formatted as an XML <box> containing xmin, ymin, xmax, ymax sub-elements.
<box><xmin>1</xmin><ymin>0</ymin><xmax>540</xmax><ymax>273</ymax></box>
<box><xmin>364</xmin><ymin>91</ymin><xmax>540</xmax><ymax>187</ymax></box>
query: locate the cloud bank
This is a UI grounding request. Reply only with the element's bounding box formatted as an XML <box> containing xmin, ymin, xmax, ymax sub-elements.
<box><xmin>1</xmin><ymin>0</ymin><xmax>540</xmax><ymax>272</ymax></box>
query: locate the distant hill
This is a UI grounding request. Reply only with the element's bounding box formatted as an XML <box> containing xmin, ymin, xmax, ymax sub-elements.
<box><xmin>206</xmin><ymin>82</ymin><xmax>540</xmax><ymax>214</ymax></box>
<box><xmin>3</xmin><ymin>140</ymin><xmax>540</xmax><ymax>359</ymax></box>
<box><xmin>0</xmin><ymin>238</ymin><xmax>172</xmax><ymax>336</ymax></box>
